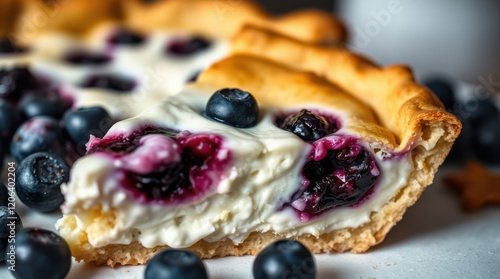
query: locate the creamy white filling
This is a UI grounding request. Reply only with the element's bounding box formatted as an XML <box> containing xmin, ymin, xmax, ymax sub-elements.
<box><xmin>58</xmin><ymin>85</ymin><xmax>415</xmax><ymax>249</ymax></box>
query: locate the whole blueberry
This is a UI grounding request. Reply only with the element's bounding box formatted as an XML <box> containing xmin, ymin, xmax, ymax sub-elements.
<box><xmin>462</xmin><ymin>98</ymin><xmax>499</xmax><ymax>126</ymax></box>
<box><xmin>0</xmin><ymin>206</ymin><xmax>23</xmax><ymax>262</ymax></box>
<box><xmin>280</xmin><ymin>109</ymin><xmax>333</xmax><ymax>141</ymax></box>
<box><xmin>108</xmin><ymin>29</ymin><xmax>145</xmax><ymax>45</ymax></box>
<box><xmin>0</xmin><ymin>99</ymin><xmax>22</xmax><ymax>150</ymax></box>
<box><xmin>253</xmin><ymin>240</ymin><xmax>316</xmax><ymax>279</ymax></box>
<box><xmin>423</xmin><ymin>77</ymin><xmax>456</xmax><ymax>111</ymax></box>
<box><xmin>0</xmin><ymin>182</ymin><xmax>8</xmax><ymax>206</ymax></box>
<box><xmin>472</xmin><ymin>116</ymin><xmax>500</xmax><ymax>165</ymax></box>
<box><xmin>145</xmin><ymin>249</ymin><xmax>208</xmax><ymax>279</ymax></box>
<box><xmin>64</xmin><ymin>50</ymin><xmax>111</xmax><ymax>65</ymax></box>
<box><xmin>8</xmin><ymin>228</ymin><xmax>71</xmax><ymax>279</ymax></box>
<box><xmin>166</xmin><ymin>37</ymin><xmax>211</xmax><ymax>56</ymax></box>
<box><xmin>80</xmin><ymin>74</ymin><xmax>136</xmax><ymax>92</ymax></box>
<box><xmin>16</xmin><ymin>152</ymin><xmax>69</xmax><ymax>212</ymax></box>
<box><xmin>0</xmin><ymin>67</ymin><xmax>39</xmax><ymax>100</ymax></box>
<box><xmin>205</xmin><ymin>88</ymin><xmax>259</xmax><ymax>128</ymax></box>
<box><xmin>10</xmin><ymin>116</ymin><xmax>67</xmax><ymax>163</ymax></box>
<box><xmin>19</xmin><ymin>90</ymin><xmax>72</xmax><ymax>120</ymax></box>
<box><xmin>62</xmin><ymin>106</ymin><xmax>113</xmax><ymax>154</ymax></box>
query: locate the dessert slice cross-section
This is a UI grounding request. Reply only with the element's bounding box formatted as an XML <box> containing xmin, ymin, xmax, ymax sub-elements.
<box><xmin>56</xmin><ymin>52</ymin><xmax>461</xmax><ymax>266</ymax></box>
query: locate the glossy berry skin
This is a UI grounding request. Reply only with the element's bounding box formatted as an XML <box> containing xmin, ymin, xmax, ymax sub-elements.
<box><xmin>16</xmin><ymin>152</ymin><xmax>69</xmax><ymax>212</ymax></box>
<box><xmin>10</xmin><ymin>116</ymin><xmax>67</xmax><ymax>163</ymax></box>
<box><xmin>280</xmin><ymin>109</ymin><xmax>333</xmax><ymax>141</ymax></box>
<box><xmin>145</xmin><ymin>249</ymin><xmax>208</xmax><ymax>279</ymax></box>
<box><xmin>166</xmin><ymin>37</ymin><xmax>211</xmax><ymax>56</ymax></box>
<box><xmin>205</xmin><ymin>88</ymin><xmax>259</xmax><ymax>128</ymax></box>
<box><xmin>423</xmin><ymin>77</ymin><xmax>455</xmax><ymax>111</ymax></box>
<box><xmin>19</xmin><ymin>91</ymin><xmax>72</xmax><ymax>120</ymax></box>
<box><xmin>62</xmin><ymin>106</ymin><xmax>113</xmax><ymax>154</ymax></box>
<box><xmin>8</xmin><ymin>228</ymin><xmax>71</xmax><ymax>279</ymax></box>
<box><xmin>0</xmin><ymin>206</ymin><xmax>23</xmax><ymax>262</ymax></box>
<box><xmin>0</xmin><ymin>67</ymin><xmax>38</xmax><ymax>101</ymax></box>
<box><xmin>472</xmin><ymin>116</ymin><xmax>500</xmax><ymax>165</ymax></box>
<box><xmin>0</xmin><ymin>99</ymin><xmax>22</xmax><ymax>150</ymax></box>
<box><xmin>108</xmin><ymin>29</ymin><xmax>145</xmax><ymax>45</ymax></box>
<box><xmin>253</xmin><ymin>240</ymin><xmax>316</xmax><ymax>279</ymax></box>
<box><xmin>80</xmin><ymin>74</ymin><xmax>136</xmax><ymax>92</ymax></box>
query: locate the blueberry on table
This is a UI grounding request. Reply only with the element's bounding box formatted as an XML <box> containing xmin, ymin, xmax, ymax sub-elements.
<box><xmin>145</xmin><ymin>249</ymin><xmax>208</xmax><ymax>279</ymax></box>
<box><xmin>280</xmin><ymin>109</ymin><xmax>333</xmax><ymax>141</ymax></box>
<box><xmin>166</xmin><ymin>36</ymin><xmax>211</xmax><ymax>56</ymax></box>
<box><xmin>62</xmin><ymin>106</ymin><xmax>113</xmax><ymax>154</ymax></box>
<box><xmin>423</xmin><ymin>77</ymin><xmax>456</xmax><ymax>111</ymax></box>
<box><xmin>16</xmin><ymin>152</ymin><xmax>69</xmax><ymax>212</ymax></box>
<box><xmin>10</xmin><ymin>116</ymin><xmax>67</xmax><ymax>163</ymax></box>
<box><xmin>472</xmin><ymin>116</ymin><xmax>500</xmax><ymax>165</ymax></box>
<box><xmin>8</xmin><ymin>228</ymin><xmax>71</xmax><ymax>279</ymax></box>
<box><xmin>0</xmin><ymin>99</ymin><xmax>22</xmax><ymax>150</ymax></box>
<box><xmin>108</xmin><ymin>29</ymin><xmax>145</xmax><ymax>45</ymax></box>
<box><xmin>19</xmin><ymin>90</ymin><xmax>72</xmax><ymax>120</ymax></box>
<box><xmin>0</xmin><ymin>206</ymin><xmax>23</xmax><ymax>262</ymax></box>
<box><xmin>205</xmin><ymin>88</ymin><xmax>259</xmax><ymax>128</ymax></box>
<box><xmin>253</xmin><ymin>239</ymin><xmax>316</xmax><ymax>279</ymax></box>
<box><xmin>80</xmin><ymin>74</ymin><xmax>136</xmax><ymax>92</ymax></box>
<box><xmin>0</xmin><ymin>67</ymin><xmax>39</xmax><ymax>101</ymax></box>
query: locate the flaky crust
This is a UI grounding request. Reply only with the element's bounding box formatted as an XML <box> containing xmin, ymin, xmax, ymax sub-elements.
<box><xmin>58</xmin><ymin>51</ymin><xmax>460</xmax><ymax>266</ymax></box>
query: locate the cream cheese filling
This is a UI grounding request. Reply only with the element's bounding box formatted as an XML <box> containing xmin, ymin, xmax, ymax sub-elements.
<box><xmin>57</xmin><ymin>85</ymin><xmax>414</xmax><ymax>249</ymax></box>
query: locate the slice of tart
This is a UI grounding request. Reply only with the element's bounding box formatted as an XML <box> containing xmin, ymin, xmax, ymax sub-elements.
<box><xmin>56</xmin><ymin>53</ymin><xmax>461</xmax><ymax>266</ymax></box>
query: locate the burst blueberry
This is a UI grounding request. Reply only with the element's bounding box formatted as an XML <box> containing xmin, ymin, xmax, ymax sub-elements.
<box><xmin>205</xmin><ymin>88</ymin><xmax>259</xmax><ymax>128</ymax></box>
<box><xmin>166</xmin><ymin>36</ymin><xmax>211</xmax><ymax>56</ymax></box>
<box><xmin>80</xmin><ymin>74</ymin><xmax>136</xmax><ymax>92</ymax></box>
<box><xmin>145</xmin><ymin>249</ymin><xmax>208</xmax><ymax>279</ymax></box>
<box><xmin>253</xmin><ymin>239</ymin><xmax>316</xmax><ymax>279</ymax></box>
<box><xmin>108</xmin><ymin>29</ymin><xmax>145</xmax><ymax>45</ymax></box>
<box><xmin>16</xmin><ymin>152</ymin><xmax>69</xmax><ymax>212</ymax></box>
<box><xmin>10</xmin><ymin>116</ymin><xmax>67</xmax><ymax>162</ymax></box>
<box><xmin>0</xmin><ymin>67</ymin><xmax>39</xmax><ymax>100</ymax></box>
<box><xmin>8</xmin><ymin>228</ymin><xmax>71</xmax><ymax>279</ymax></box>
<box><xmin>0</xmin><ymin>206</ymin><xmax>22</xmax><ymax>262</ymax></box>
<box><xmin>280</xmin><ymin>109</ymin><xmax>333</xmax><ymax>141</ymax></box>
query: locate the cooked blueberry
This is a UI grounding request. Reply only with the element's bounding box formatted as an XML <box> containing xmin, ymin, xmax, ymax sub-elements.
<box><xmin>423</xmin><ymin>77</ymin><xmax>456</xmax><ymax>111</ymax></box>
<box><xmin>472</xmin><ymin>116</ymin><xmax>500</xmax><ymax>165</ymax></box>
<box><xmin>16</xmin><ymin>152</ymin><xmax>68</xmax><ymax>212</ymax></box>
<box><xmin>19</xmin><ymin>90</ymin><xmax>72</xmax><ymax>119</ymax></box>
<box><xmin>10</xmin><ymin>116</ymin><xmax>67</xmax><ymax>162</ymax></box>
<box><xmin>145</xmin><ymin>249</ymin><xmax>207</xmax><ymax>279</ymax></box>
<box><xmin>80</xmin><ymin>74</ymin><xmax>136</xmax><ymax>92</ymax></box>
<box><xmin>0</xmin><ymin>38</ymin><xmax>24</xmax><ymax>54</ymax></box>
<box><xmin>8</xmin><ymin>228</ymin><xmax>71</xmax><ymax>279</ymax></box>
<box><xmin>0</xmin><ymin>206</ymin><xmax>22</xmax><ymax>262</ymax></box>
<box><xmin>0</xmin><ymin>67</ymin><xmax>39</xmax><ymax>100</ymax></box>
<box><xmin>63</xmin><ymin>106</ymin><xmax>113</xmax><ymax>155</ymax></box>
<box><xmin>253</xmin><ymin>239</ymin><xmax>316</xmax><ymax>279</ymax></box>
<box><xmin>205</xmin><ymin>88</ymin><xmax>259</xmax><ymax>128</ymax></box>
<box><xmin>166</xmin><ymin>37</ymin><xmax>211</xmax><ymax>56</ymax></box>
<box><xmin>0</xmin><ymin>182</ymin><xmax>8</xmax><ymax>206</ymax></box>
<box><xmin>64</xmin><ymin>50</ymin><xmax>111</xmax><ymax>65</ymax></box>
<box><xmin>0</xmin><ymin>99</ymin><xmax>21</xmax><ymax>151</ymax></box>
<box><xmin>463</xmin><ymin>98</ymin><xmax>499</xmax><ymax>126</ymax></box>
<box><xmin>280</xmin><ymin>110</ymin><xmax>334</xmax><ymax>141</ymax></box>
<box><xmin>108</xmin><ymin>29</ymin><xmax>145</xmax><ymax>45</ymax></box>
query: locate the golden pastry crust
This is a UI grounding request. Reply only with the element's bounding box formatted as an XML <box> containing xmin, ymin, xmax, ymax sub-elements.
<box><xmin>57</xmin><ymin>53</ymin><xmax>460</xmax><ymax>266</ymax></box>
<box><xmin>122</xmin><ymin>0</ymin><xmax>347</xmax><ymax>44</ymax></box>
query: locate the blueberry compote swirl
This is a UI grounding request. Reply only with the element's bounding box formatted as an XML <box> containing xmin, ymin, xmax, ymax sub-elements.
<box><xmin>278</xmin><ymin>109</ymin><xmax>380</xmax><ymax>221</ymax></box>
<box><xmin>87</xmin><ymin>126</ymin><xmax>231</xmax><ymax>205</ymax></box>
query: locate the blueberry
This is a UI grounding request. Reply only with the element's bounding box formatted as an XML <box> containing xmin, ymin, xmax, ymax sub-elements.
<box><xmin>253</xmin><ymin>239</ymin><xmax>316</xmax><ymax>279</ymax></box>
<box><xmin>108</xmin><ymin>29</ymin><xmax>145</xmax><ymax>45</ymax></box>
<box><xmin>0</xmin><ymin>99</ymin><xmax>22</xmax><ymax>150</ymax></box>
<box><xmin>423</xmin><ymin>77</ymin><xmax>456</xmax><ymax>111</ymax></box>
<box><xmin>445</xmin><ymin>115</ymin><xmax>472</xmax><ymax>165</ymax></box>
<box><xmin>280</xmin><ymin>109</ymin><xmax>334</xmax><ymax>141</ymax></box>
<box><xmin>16</xmin><ymin>152</ymin><xmax>69</xmax><ymax>212</ymax></box>
<box><xmin>64</xmin><ymin>50</ymin><xmax>111</xmax><ymax>65</ymax></box>
<box><xmin>62</xmin><ymin>107</ymin><xmax>113</xmax><ymax>155</ymax></box>
<box><xmin>10</xmin><ymin>116</ymin><xmax>67</xmax><ymax>163</ymax></box>
<box><xmin>205</xmin><ymin>88</ymin><xmax>259</xmax><ymax>128</ymax></box>
<box><xmin>0</xmin><ymin>38</ymin><xmax>24</xmax><ymax>54</ymax></box>
<box><xmin>166</xmin><ymin>37</ymin><xmax>211</xmax><ymax>56</ymax></box>
<box><xmin>8</xmin><ymin>228</ymin><xmax>71</xmax><ymax>279</ymax></box>
<box><xmin>145</xmin><ymin>249</ymin><xmax>208</xmax><ymax>279</ymax></box>
<box><xmin>472</xmin><ymin>115</ymin><xmax>500</xmax><ymax>165</ymax></box>
<box><xmin>19</xmin><ymin>90</ymin><xmax>72</xmax><ymax>119</ymax></box>
<box><xmin>0</xmin><ymin>206</ymin><xmax>22</xmax><ymax>262</ymax></box>
<box><xmin>0</xmin><ymin>182</ymin><xmax>7</xmax><ymax>206</ymax></box>
<box><xmin>80</xmin><ymin>74</ymin><xmax>136</xmax><ymax>92</ymax></box>
<box><xmin>0</xmin><ymin>67</ymin><xmax>39</xmax><ymax>100</ymax></box>
<box><xmin>462</xmin><ymin>98</ymin><xmax>499</xmax><ymax>126</ymax></box>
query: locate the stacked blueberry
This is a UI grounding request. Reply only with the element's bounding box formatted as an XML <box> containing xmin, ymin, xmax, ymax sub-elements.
<box><xmin>144</xmin><ymin>239</ymin><xmax>316</xmax><ymax>279</ymax></box>
<box><xmin>423</xmin><ymin>77</ymin><xmax>500</xmax><ymax>165</ymax></box>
